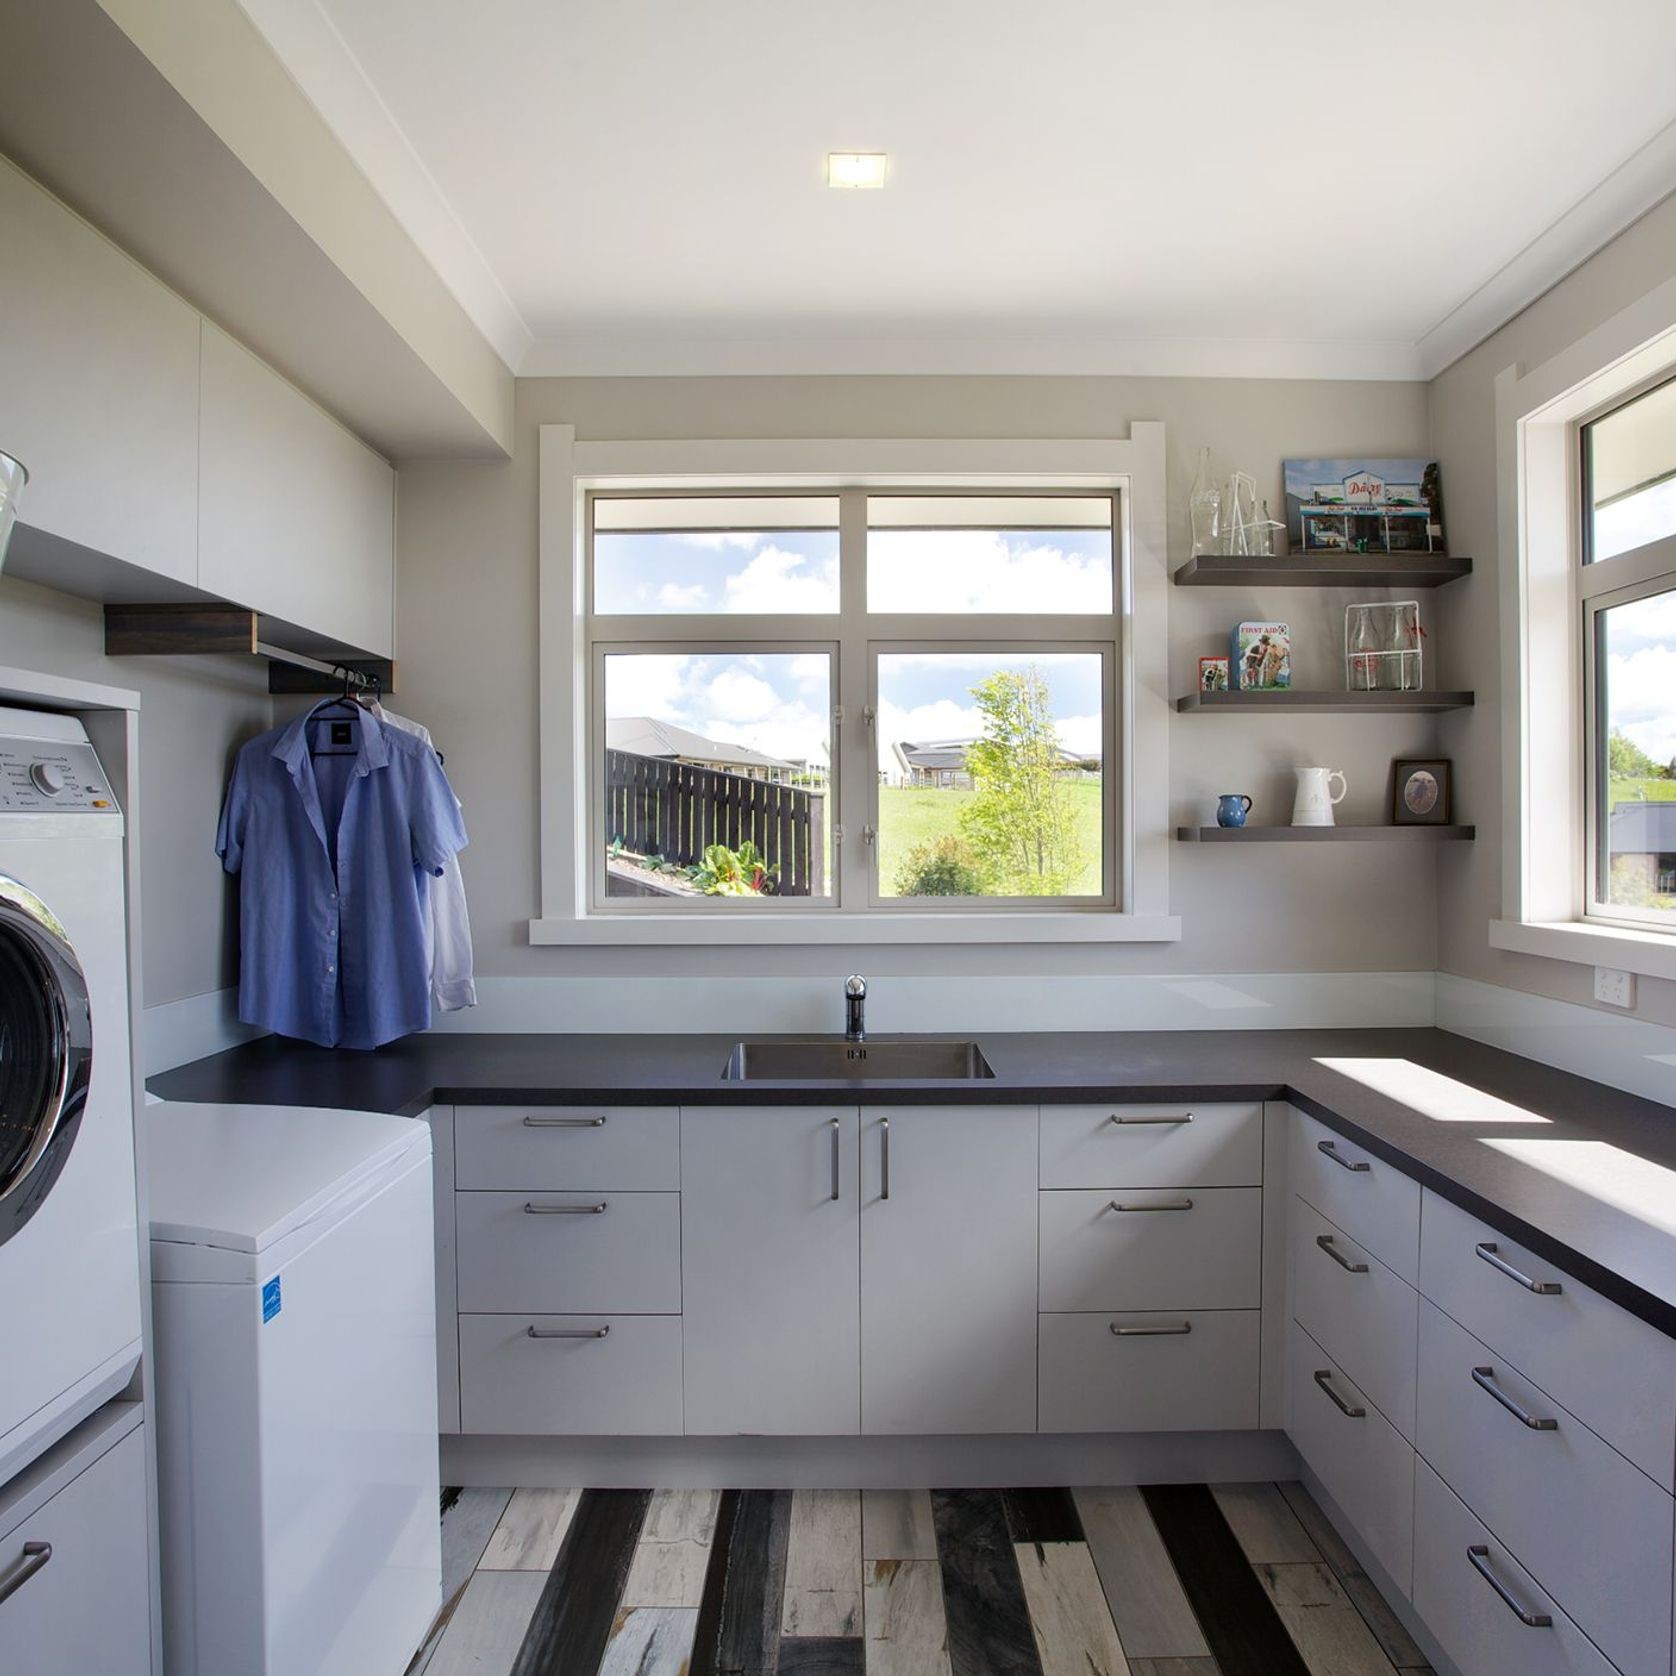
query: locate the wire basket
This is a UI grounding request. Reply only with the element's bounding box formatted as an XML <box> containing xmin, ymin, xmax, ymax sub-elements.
<box><xmin>1345</xmin><ymin>601</ymin><xmax>1422</xmax><ymax>691</ymax></box>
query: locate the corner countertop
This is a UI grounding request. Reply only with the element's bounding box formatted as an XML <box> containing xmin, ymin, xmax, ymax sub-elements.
<box><xmin>149</xmin><ymin>1027</ymin><xmax>1676</xmax><ymax>1339</ymax></box>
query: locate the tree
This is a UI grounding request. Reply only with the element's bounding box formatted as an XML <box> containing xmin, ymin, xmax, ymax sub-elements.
<box><xmin>958</xmin><ymin>667</ymin><xmax>1084</xmax><ymax>895</ymax></box>
<box><xmin>1608</xmin><ymin>729</ymin><xmax>1661</xmax><ymax>782</ymax></box>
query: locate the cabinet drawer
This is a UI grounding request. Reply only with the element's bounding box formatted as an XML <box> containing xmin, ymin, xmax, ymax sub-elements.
<box><xmin>1416</xmin><ymin>1299</ymin><xmax>1672</xmax><ymax>1676</ymax></box>
<box><xmin>1290</xmin><ymin>1109</ymin><xmax>1420</xmax><ymax>1285</ymax></box>
<box><xmin>456</xmin><ymin>1191</ymin><xmax>680</xmax><ymax>1314</ymax></box>
<box><xmin>1290</xmin><ymin>1196</ymin><xmax>1419</xmax><ymax>1439</ymax></box>
<box><xmin>1287</xmin><ymin>1319</ymin><xmax>1415</xmax><ymax>1595</ymax></box>
<box><xmin>1039</xmin><ymin>1187</ymin><xmax>1261</xmax><ymax>1312</ymax></box>
<box><xmin>1039</xmin><ymin>1311</ymin><xmax>1258</xmax><ymax>1432</ymax></box>
<box><xmin>1039</xmin><ymin>1102</ymin><xmax>1262</xmax><ymax>1189</ymax></box>
<box><xmin>458</xmin><ymin>1315</ymin><xmax>682</xmax><ymax>1435</ymax></box>
<box><xmin>1420</xmin><ymin>1189</ymin><xmax>1676</xmax><ymax>1490</ymax></box>
<box><xmin>0</xmin><ymin>1423</ymin><xmax>151</xmax><ymax>1676</ymax></box>
<box><xmin>1414</xmin><ymin>1460</ymin><xmax>1617</xmax><ymax>1676</ymax></box>
<box><xmin>454</xmin><ymin>1106</ymin><xmax>679</xmax><ymax>1191</ymax></box>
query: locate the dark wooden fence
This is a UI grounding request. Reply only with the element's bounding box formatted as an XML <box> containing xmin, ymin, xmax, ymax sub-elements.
<box><xmin>606</xmin><ymin>749</ymin><xmax>826</xmax><ymax>895</ymax></box>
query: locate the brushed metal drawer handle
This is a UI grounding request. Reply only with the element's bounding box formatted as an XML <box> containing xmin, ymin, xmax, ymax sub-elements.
<box><xmin>1467</xmin><ymin>1545</ymin><xmax>1553</xmax><ymax>1627</ymax></box>
<box><xmin>1316</xmin><ymin>1234</ymin><xmax>1369</xmax><ymax>1273</ymax></box>
<box><xmin>1109</xmin><ymin>1112</ymin><xmax>1194</xmax><ymax>1125</ymax></box>
<box><xmin>0</xmin><ymin>1542</ymin><xmax>51</xmax><ymax>1607</ymax></box>
<box><xmin>879</xmin><ymin>1117</ymin><xmax>890</xmax><ymax>1202</ymax></box>
<box><xmin>831</xmin><ymin>1118</ymin><xmax>842</xmax><ymax>1202</ymax></box>
<box><xmin>1471</xmin><ymin>1366</ymin><xmax>1558</xmax><ymax>1430</ymax></box>
<box><xmin>1111</xmin><ymin>1321</ymin><xmax>1192</xmax><ymax>1336</ymax></box>
<box><xmin>1312</xmin><ymin>1369</ymin><xmax>1366</xmax><ymax>1418</ymax></box>
<box><xmin>1475</xmin><ymin>1242</ymin><xmax>1562</xmax><ymax>1295</ymax></box>
<box><xmin>523</xmin><ymin>1201</ymin><xmax>608</xmax><ymax>1215</ymax></box>
<box><xmin>527</xmin><ymin>1325</ymin><xmax>610</xmax><ymax>1340</ymax></box>
<box><xmin>523</xmin><ymin>1115</ymin><xmax>607</xmax><ymax>1128</ymax></box>
<box><xmin>1106</xmin><ymin>1198</ymin><xmax>1194</xmax><ymax>1213</ymax></box>
<box><xmin>1317</xmin><ymin>1139</ymin><xmax>1370</xmax><ymax>1172</ymax></box>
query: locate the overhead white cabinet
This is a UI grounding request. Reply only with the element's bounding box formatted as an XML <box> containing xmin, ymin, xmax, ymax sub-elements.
<box><xmin>198</xmin><ymin>322</ymin><xmax>395</xmax><ymax>656</ymax></box>
<box><xmin>681</xmin><ymin>1107</ymin><xmax>861</xmax><ymax>1436</ymax></box>
<box><xmin>0</xmin><ymin>157</ymin><xmax>199</xmax><ymax>584</ymax></box>
<box><xmin>859</xmin><ymin>1107</ymin><xmax>1038</xmax><ymax>1434</ymax></box>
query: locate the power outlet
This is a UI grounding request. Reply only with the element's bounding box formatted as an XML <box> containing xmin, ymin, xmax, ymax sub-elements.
<box><xmin>1594</xmin><ymin>966</ymin><xmax>1636</xmax><ymax>1010</ymax></box>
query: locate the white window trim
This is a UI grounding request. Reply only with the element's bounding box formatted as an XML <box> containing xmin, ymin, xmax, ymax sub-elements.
<box><xmin>532</xmin><ymin>427</ymin><xmax>1179</xmax><ymax>946</ymax></box>
<box><xmin>1490</xmin><ymin>270</ymin><xmax>1676</xmax><ymax>980</ymax></box>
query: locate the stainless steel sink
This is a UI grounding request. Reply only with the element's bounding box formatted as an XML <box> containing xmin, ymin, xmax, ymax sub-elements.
<box><xmin>722</xmin><ymin>1038</ymin><xmax>995</xmax><ymax>1081</ymax></box>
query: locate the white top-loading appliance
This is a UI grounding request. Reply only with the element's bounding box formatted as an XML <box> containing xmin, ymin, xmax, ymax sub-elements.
<box><xmin>146</xmin><ymin>1102</ymin><xmax>441</xmax><ymax>1676</ymax></box>
<box><xmin>0</xmin><ymin>706</ymin><xmax>142</xmax><ymax>1486</ymax></box>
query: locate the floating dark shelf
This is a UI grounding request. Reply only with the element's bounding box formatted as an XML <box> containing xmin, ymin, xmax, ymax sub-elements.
<box><xmin>1172</xmin><ymin>551</ymin><xmax>1472</xmax><ymax>588</ymax></box>
<box><xmin>1177</xmin><ymin>824</ymin><xmax>1475</xmax><ymax>843</ymax></box>
<box><xmin>1176</xmin><ymin>689</ymin><xmax>1474</xmax><ymax>714</ymax></box>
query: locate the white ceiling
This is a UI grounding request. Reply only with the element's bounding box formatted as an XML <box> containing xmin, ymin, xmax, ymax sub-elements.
<box><xmin>251</xmin><ymin>0</ymin><xmax>1676</xmax><ymax>379</ymax></box>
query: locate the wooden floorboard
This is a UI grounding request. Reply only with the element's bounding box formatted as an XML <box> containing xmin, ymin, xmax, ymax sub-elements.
<box><xmin>1210</xmin><ymin>1484</ymin><xmax>1321</xmax><ymax>1567</ymax></box>
<box><xmin>1002</xmin><ymin>1487</ymin><xmax>1085</xmax><ymax>1545</ymax></box>
<box><xmin>1141</xmin><ymin>1485</ymin><xmax>1311</xmax><ymax>1676</ymax></box>
<box><xmin>425</xmin><ymin>1569</ymin><xmax>546</xmax><ymax>1676</ymax></box>
<box><xmin>690</xmin><ymin>1488</ymin><xmax>794</xmax><ymax>1676</ymax></box>
<box><xmin>1127</xmin><ymin>1661</ymin><xmax>1221</xmax><ymax>1676</ymax></box>
<box><xmin>777</xmin><ymin>1635</ymin><xmax>865</xmax><ymax>1674</ymax></box>
<box><xmin>440</xmin><ymin>1486</ymin><xmax>514</xmax><ymax>1602</ymax></box>
<box><xmin>481</xmin><ymin>1488</ymin><xmax>583</xmax><ymax>1572</ymax></box>
<box><xmin>1013</xmin><ymin>1540</ymin><xmax>1130</xmax><ymax>1676</ymax></box>
<box><xmin>597</xmin><ymin>1606</ymin><xmax>699</xmax><ymax>1676</ymax></box>
<box><xmin>861</xmin><ymin>1490</ymin><xmax>938</xmax><ymax>1560</ymax></box>
<box><xmin>781</xmin><ymin>1489</ymin><xmax>863</xmax><ymax>1637</ymax></box>
<box><xmin>1254</xmin><ymin>1561</ymin><xmax>1402</xmax><ymax>1676</ymax></box>
<box><xmin>862</xmin><ymin>1558</ymin><xmax>951</xmax><ymax>1676</ymax></box>
<box><xmin>622</xmin><ymin>1488</ymin><xmax>722</xmax><ymax>1610</ymax></box>
<box><xmin>931</xmin><ymin>1490</ymin><xmax>1046</xmax><ymax>1676</ymax></box>
<box><xmin>1073</xmin><ymin>1487</ymin><xmax>1210</xmax><ymax>1662</ymax></box>
<box><xmin>509</xmin><ymin>1488</ymin><xmax>651</xmax><ymax>1676</ymax></box>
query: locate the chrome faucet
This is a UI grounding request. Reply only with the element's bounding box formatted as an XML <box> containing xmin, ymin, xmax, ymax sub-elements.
<box><xmin>844</xmin><ymin>974</ymin><xmax>867</xmax><ymax>1041</ymax></box>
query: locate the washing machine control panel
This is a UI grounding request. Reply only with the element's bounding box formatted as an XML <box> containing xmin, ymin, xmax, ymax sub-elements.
<box><xmin>0</xmin><ymin>737</ymin><xmax>117</xmax><ymax>812</ymax></box>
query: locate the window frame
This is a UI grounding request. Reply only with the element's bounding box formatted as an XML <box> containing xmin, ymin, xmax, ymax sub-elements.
<box><xmin>532</xmin><ymin>429</ymin><xmax>1179</xmax><ymax>946</ymax></box>
<box><xmin>1490</xmin><ymin>272</ymin><xmax>1676</xmax><ymax>978</ymax></box>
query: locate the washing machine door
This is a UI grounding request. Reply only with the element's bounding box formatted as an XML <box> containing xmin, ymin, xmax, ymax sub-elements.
<box><xmin>0</xmin><ymin>873</ymin><xmax>93</xmax><ymax>1249</ymax></box>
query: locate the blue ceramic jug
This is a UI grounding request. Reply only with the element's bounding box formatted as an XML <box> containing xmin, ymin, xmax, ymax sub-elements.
<box><xmin>1217</xmin><ymin>794</ymin><xmax>1253</xmax><ymax>828</ymax></box>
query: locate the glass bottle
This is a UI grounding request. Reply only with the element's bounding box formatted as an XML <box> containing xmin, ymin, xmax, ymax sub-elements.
<box><xmin>1351</xmin><ymin>609</ymin><xmax>1379</xmax><ymax>690</ymax></box>
<box><xmin>1189</xmin><ymin>448</ymin><xmax>1220</xmax><ymax>556</ymax></box>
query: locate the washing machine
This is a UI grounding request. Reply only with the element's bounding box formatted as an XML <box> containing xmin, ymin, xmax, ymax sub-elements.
<box><xmin>0</xmin><ymin>705</ymin><xmax>142</xmax><ymax>1487</ymax></box>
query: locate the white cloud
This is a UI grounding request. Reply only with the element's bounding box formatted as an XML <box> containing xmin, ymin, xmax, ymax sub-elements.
<box><xmin>704</xmin><ymin>705</ymin><xmax>830</xmax><ymax>765</ymax></box>
<box><xmin>703</xmin><ymin>668</ymin><xmax>780</xmax><ymax>723</ymax></box>
<box><xmin>1608</xmin><ymin>644</ymin><xmax>1676</xmax><ymax>763</ymax></box>
<box><xmin>868</xmin><ymin>531</ymin><xmax>1111</xmax><ymax>613</ymax></box>
<box><xmin>1056</xmin><ymin>712</ymin><xmax>1104</xmax><ymax>757</ymax></box>
<box><xmin>722</xmin><ymin>544</ymin><xmax>840</xmax><ymax>613</ymax></box>
<box><xmin>604</xmin><ymin>653</ymin><xmax>692</xmax><ymax>721</ymax></box>
<box><xmin>787</xmin><ymin>653</ymin><xmax>830</xmax><ymax>693</ymax></box>
<box><xmin>658</xmin><ymin>581</ymin><xmax>710</xmax><ymax>609</ymax></box>
<box><xmin>676</xmin><ymin>531</ymin><xmax>765</xmax><ymax>551</ymax></box>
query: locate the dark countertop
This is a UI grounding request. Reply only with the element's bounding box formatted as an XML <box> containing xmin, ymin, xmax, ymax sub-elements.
<box><xmin>151</xmin><ymin>1026</ymin><xmax>1676</xmax><ymax>1338</ymax></box>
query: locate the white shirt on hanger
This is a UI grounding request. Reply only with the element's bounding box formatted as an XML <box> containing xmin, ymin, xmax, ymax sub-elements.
<box><xmin>374</xmin><ymin>705</ymin><xmax>477</xmax><ymax>1012</ymax></box>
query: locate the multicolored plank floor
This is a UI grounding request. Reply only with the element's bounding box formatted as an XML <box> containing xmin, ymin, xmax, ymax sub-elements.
<box><xmin>409</xmin><ymin>1481</ymin><xmax>1433</xmax><ymax>1676</ymax></box>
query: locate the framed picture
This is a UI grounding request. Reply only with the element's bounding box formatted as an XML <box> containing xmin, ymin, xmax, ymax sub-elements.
<box><xmin>1198</xmin><ymin>656</ymin><xmax>1229</xmax><ymax>693</ymax></box>
<box><xmin>1284</xmin><ymin>458</ymin><xmax>1446</xmax><ymax>554</ymax></box>
<box><xmin>1392</xmin><ymin>757</ymin><xmax>1452</xmax><ymax>825</ymax></box>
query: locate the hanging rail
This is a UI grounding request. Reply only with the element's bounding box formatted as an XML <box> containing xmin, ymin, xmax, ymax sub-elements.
<box><xmin>104</xmin><ymin>604</ymin><xmax>394</xmax><ymax>695</ymax></box>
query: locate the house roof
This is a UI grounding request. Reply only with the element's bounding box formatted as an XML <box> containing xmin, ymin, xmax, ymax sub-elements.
<box><xmin>607</xmin><ymin>716</ymin><xmax>793</xmax><ymax>772</ymax></box>
<box><xmin>1609</xmin><ymin>800</ymin><xmax>1676</xmax><ymax>851</ymax></box>
<box><xmin>893</xmin><ymin>738</ymin><xmax>1095</xmax><ymax>772</ymax></box>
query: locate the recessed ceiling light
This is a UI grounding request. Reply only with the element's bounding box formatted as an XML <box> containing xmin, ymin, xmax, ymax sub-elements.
<box><xmin>827</xmin><ymin>152</ymin><xmax>887</xmax><ymax>190</ymax></box>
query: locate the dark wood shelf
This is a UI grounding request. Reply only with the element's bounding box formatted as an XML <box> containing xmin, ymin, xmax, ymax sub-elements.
<box><xmin>1176</xmin><ymin>689</ymin><xmax>1474</xmax><ymax>714</ymax></box>
<box><xmin>1178</xmin><ymin>824</ymin><xmax>1475</xmax><ymax>843</ymax></box>
<box><xmin>1172</xmin><ymin>551</ymin><xmax>1472</xmax><ymax>588</ymax></box>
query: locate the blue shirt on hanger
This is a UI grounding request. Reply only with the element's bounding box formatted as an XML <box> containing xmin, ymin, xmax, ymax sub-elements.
<box><xmin>217</xmin><ymin>701</ymin><xmax>468</xmax><ymax>1050</ymax></box>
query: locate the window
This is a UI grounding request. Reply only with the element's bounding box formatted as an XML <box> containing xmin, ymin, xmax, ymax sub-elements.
<box><xmin>1583</xmin><ymin>379</ymin><xmax>1676</xmax><ymax>929</ymax></box>
<box><xmin>585</xmin><ymin>488</ymin><xmax>1118</xmax><ymax>913</ymax></box>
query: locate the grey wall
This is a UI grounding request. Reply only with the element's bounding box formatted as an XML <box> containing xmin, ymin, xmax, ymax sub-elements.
<box><xmin>0</xmin><ymin>572</ymin><xmax>270</xmax><ymax>1008</ymax></box>
<box><xmin>1430</xmin><ymin>192</ymin><xmax>1676</xmax><ymax>1025</ymax></box>
<box><xmin>394</xmin><ymin>373</ymin><xmax>1437</xmax><ymax>986</ymax></box>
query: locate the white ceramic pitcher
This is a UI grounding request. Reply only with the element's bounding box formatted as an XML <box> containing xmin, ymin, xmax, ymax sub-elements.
<box><xmin>1292</xmin><ymin>766</ymin><xmax>1348</xmax><ymax>827</ymax></box>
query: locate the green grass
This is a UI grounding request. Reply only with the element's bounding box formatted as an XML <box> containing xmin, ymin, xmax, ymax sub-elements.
<box><xmin>877</xmin><ymin>782</ymin><xmax>1104</xmax><ymax>897</ymax></box>
<box><xmin>1610</xmin><ymin>777</ymin><xmax>1676</xmax><ymax>805</ymax></box>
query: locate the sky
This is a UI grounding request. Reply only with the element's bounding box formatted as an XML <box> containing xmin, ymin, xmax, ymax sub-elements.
<box><xmin>1604</xmin><ymin>587</ymin><xmax>1676</xmax><ymax>768</ymax></box>
<box><xmin>593</xmin><ymin>526</ymin><xmax>1112</xmax><ymax>615</ymax></box>
<box><xmin>604</xmin><ymin>648</ymin><xmax>1103</xmax><ymax>772</ymax></box>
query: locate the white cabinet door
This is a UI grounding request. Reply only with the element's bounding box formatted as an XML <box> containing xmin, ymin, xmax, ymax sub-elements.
<box><xmin>860</xmin><ymin>1106</ymin><xmax>1038</xmax><ymax>1435</ymax></box>
<box><xmin>0</xmin><ymin>1421</ymin><xmax>151</xmax><ymax>1676</ymax></box>
<box><xmin>198</xmin><ymin>322</ymin><xmax>394</xmax><ymax>655</ymax></box>
<box><xmin>681</xmin><ymin>1107</ymin><xmax>860</xmax><ymax>1436</ymax></box>
<box><xmin>0</xmin><ymin>157</ymin><xmax>199</xmax><ymax>583</ymax></box>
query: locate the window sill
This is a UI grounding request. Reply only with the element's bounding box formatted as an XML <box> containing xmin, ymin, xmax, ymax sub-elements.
<box><xmin>529</xmin><ymin>912</ymin><xmax>1184</xmax><ymax>947</ymax></box>
<box><xmin>1489</xmin><ymin>918</ymin><xmax>1676</xmax><ymax>982</ymax></box>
